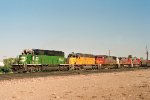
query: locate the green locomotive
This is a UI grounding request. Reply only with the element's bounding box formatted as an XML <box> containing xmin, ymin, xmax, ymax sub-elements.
<box><xmin>12</xmin><ymin>49</ymin><xmax>65</xmax><ymax>72</ymax></box>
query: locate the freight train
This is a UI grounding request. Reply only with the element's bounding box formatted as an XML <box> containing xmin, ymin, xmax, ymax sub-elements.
<box><xmin>12</xmin><ymin>49</ymin><xmax>149</xmax><ymax>73</ymax></box>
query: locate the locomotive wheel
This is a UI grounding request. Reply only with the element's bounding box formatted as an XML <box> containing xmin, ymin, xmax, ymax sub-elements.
<box><xmin>59</xmin><ymin>66</ymin><xmax>64</xmax><ymax>71</ymax></box>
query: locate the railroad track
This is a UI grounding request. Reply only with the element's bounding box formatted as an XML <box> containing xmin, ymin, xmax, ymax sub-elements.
<box><xmin>0</xmin><ymin>67</ymin><xmax>149</xmax><ymax>81</ymax></box>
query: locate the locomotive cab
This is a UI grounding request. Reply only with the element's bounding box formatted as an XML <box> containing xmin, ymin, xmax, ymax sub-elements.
<box><xmin>68</xmin><ymin>53</ymin><xmax>77</xmax><ymax>65</ymax></box>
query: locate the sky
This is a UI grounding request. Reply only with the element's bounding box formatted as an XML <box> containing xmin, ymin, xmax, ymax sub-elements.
<box><xmin>0</xmin><ymin>0</ymin><xmax>150</xmax><ymax>60</ymax></box>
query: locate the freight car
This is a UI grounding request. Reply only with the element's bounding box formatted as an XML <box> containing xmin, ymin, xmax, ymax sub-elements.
<box><xmin>12</xmin><ymin>49</ymin><xmax>148</xmax><ymax>73</ymax></box>
<box><xmin>140</xmin><ymin>60</ymin><xmax>150</xmax><ymax>67</ymax></box>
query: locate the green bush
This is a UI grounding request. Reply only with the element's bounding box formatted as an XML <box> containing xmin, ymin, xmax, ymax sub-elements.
<box><xmin>1</xmin><ymin>66</ymin><xmax>12</xmax><ymax>73</ymax></box>
<box><xmin>0</xmin><ymin>67</ymin><xmax>2</xmax><ymax>72</ymax></box>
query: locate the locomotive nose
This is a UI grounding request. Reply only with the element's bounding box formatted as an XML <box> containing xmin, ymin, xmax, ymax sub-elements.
<box><xmin>19</xmin><ymin>55</ymin><xmax>27</xmax><ymax>64</ymax></box>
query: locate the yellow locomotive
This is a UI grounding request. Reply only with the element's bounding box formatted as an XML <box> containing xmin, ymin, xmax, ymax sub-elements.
<box><xmin>68</xmin><ymin>53</ymin><xmax>95</xmax><ymax>65</ymax></box>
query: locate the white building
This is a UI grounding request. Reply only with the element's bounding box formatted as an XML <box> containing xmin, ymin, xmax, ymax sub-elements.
<box><xmin>0</xmin><ymin>62</ymin><xmax>4</xmax><ymax>67</ymax></box>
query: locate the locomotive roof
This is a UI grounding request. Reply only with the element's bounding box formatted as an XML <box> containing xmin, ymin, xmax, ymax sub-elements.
<box><xmin>95</xmin><ymin>55</ymin><xmax>107</xmax><ymax>57</ymax></box>
<box><xmin>118</xmin><ymin>57</ymin><xmax>128</xmax><ymax>58</ymax></box>
<box><xmin>22</xmin><ymin>49</ymin><xmax>64</xmax><ymax>56</ymax></box>
<box><xmin>68</xmin><ymin>53</ymin><xmax>94</xmax><ymax>57</ymax></box>
<box><xmin>32</xmin><ymin>49</ymin><xmax>64</xmax><ymax>53</ymax></box>
<box><xmin>95</xmin><ymin>55</ymin><xmax>117</xmax><ymax>58</ymax></box>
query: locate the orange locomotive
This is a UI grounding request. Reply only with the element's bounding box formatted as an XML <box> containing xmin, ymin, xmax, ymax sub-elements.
<box><xmin>68</xmin><ymin>53</ymin><xmax>142</xmax><ymax>69</ymax></box>
<box><xmin>95</xmin><ymin>55</ymin><xmax>119</xmax><ymax>68</ymax></box>
<box><xmin>132</xmin><ymin>58</ymin><xmax>141</xmax><ymax>66</ymax></box>
<box><xmin>119</xmin><ymin>57</ymin><xmax>132</xmax><ymax>67</ymax></box>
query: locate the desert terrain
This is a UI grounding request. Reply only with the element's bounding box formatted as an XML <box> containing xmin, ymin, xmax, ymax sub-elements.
<box><xmin>0</xmin><ymin>69</ymin><xmax>150</xmax><ymax>100</ymax></box>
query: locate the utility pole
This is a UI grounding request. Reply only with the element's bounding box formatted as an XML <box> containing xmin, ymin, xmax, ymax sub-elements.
<box><xmin>146</xmin><ymin>45</ymin><xmax>149</xmax><ymax>61</ymax></box>
<box><xmin>109</xmin><ymin>50</ymin><xmax>110</xmax><ymax>56</ymax></box>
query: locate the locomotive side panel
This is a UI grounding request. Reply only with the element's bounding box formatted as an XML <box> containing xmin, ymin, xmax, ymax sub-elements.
<box><xmin>76</xmin><ymin>57</ymin><xmax>95</xmax><ymax>65</ymax></box>
<box><xmin>119</xmin><ymin>57</ymin><xmax>132</xmax><ymax>67</ymax></box>
<box><xmin>68</xmin><ymin>53</ymin><xmax>95</xmax><ymax>65</ymax></box>
<box><xmin>132</xmin><ymin>58</ymin><xmax>141</xmax><ymax>66</ymax></box>
<box><xmin>105</xmin><ymin>57</ymin><xmax>117</xmax><ymax>65</ymax></box>
<box><xmin>95</xmin><ymin>56</ymin><xmax>105</xmax><ymax>64</ymax></box>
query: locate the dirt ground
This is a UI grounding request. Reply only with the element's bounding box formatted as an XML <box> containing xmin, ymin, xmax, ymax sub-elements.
<box><xmin>0</xmin><ymin>69</ymin><xmax>150</xmax><ymax>100</ymax></box>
